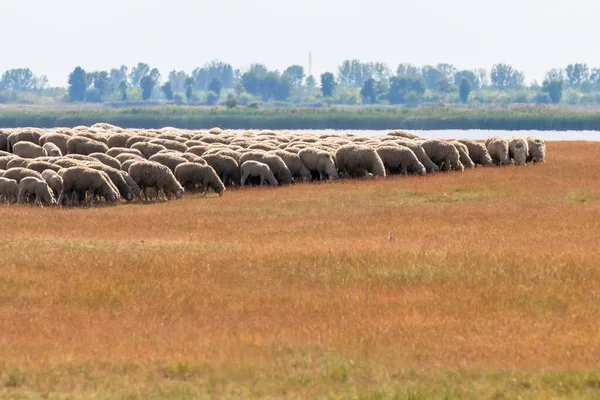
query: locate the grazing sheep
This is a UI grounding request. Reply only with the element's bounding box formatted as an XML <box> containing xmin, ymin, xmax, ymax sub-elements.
<box><xmin>120</xmin><ymin>159</ymin><xmax>137</xmax><ymax>173</ymax></box>
<box><xmin>485</xmin><ymin>137</ymin><xmax>510</xmax><ymax>166</ymax></box>
<box><xmin>392</xmin><ymin>139</ymin><xmax>439</xmax><ymax>173</ymax></box>
<box><xmin>114</xmin><ymin>153</ymin><xmax>145</xmax><ymax>164</ymax></box>
<box><xmin>0</xmin><ymin>155</ymin><xmax>17</xmax><ymax>170</ymax></box>
<box><xmin>12</xmin><ymin>141</ymin><xmax>47</xmax><ymax>159</ymax></box>
<box><xmin>26</xmin><ymin>161</ymin><xmax>61</xmax><ymax>173</ymax></box>
<box><xmin>272</xmin><ymin>150</ymin><xmax>312</xmax><ymax>182</ymax></box>
<box><xmin>2</xmin><ymin>167</ymin><xmax>43</xmax><ymax>183</ymax></box>
<box><xmin>376</xmin><ymin>146</ymin><xmax>426</xmax><ymax>175</ymax></box>
<box><xmin>508</xmin><ymin>136</ymin><xmax>529</xmax><ymax>166</ymax></box>
<box><xmin>42</xmin><ymin>169</ymin><xmax>63</xmax><ymax>199</ymax></box>
<box><xmin>0</xmin><ymin>177</ymin><xmax>19</xmax><ymax>204</ymax></box>
<box><xmin>66</xmin><ymin>154</ymin><xmax>97</xmax><ymax>163</ymax></box>
<box><xmin>457</xmin><ymin>140</ymin><xmax>493</xmax><ymax>167</ymax></box>
<box><xmin>39</xmin><ymin>133</ymin><xmax>70</xmax><ymax>155</ymax></box>
<box><xmin>186</xmin><ymin>145</ymin><xmax>210</xmax><ymax>157</ymax></box>
<box><xmin>298</xmin><ymin>148</ymin><xmax>339</xmax><ymax>180</ymax></box>
<box><xmin>240</xmin><ymin>161</ymin><xmax>278</xmax><ymax>187</ymax></box>
<box><xmin>148</xmin><ymin>153</ymin><xmax>188</xmax><ymax>173</ymax></box>
<box><xmin>336</xmin><ymin>145</ymin><xmax>386</xmax><ymax>178</ymax></box>
<box><xmin>125</xmin><ymin>135</ymin><xmax>153</xmax><ymax>148</ymax></box>
<box><xmin>0</xmin><ymin>130</ymin><xmax>10</xmax><ymax>152</ymax></box>
<box><xmin>148</xmin><ymin>138</ymin><xmax>188</xmax><ymax>152</ymax></box>
<box><xmin>526</xmin><ymin>137</ymin><xmax>546</xmax><ymax>164</ymax></box>
<box><xmin>53</xmin><ymin>158</ymin><xmax>82</xmax><ymax>169</ymax></box>
<box><xmin>238</xmin><ymin>151</ymin><xmax>294</xmax><ymax>185</ymax></box>
<box><xmin>89</xmin><ymin>153</ymin><xmax>122</xmax><ymax>170</ymax></box>
<box><xmin>128</xmin><ymin>161</ymin><xmax>184</xmax><ymax>201</ymax></box>
<box><xmin>59</xmin><ymin>166</ymin><xmax>120</xmax><ymax>207</ymax></box>
<box><xmin>86</xmin><ymin>163</ymin><xmax>134</xmax><ymax>201</ymax></box>
<box><xmin>202</xmin><ymin>148</ymin><xmax>241</xmax><ymax>163</ymax></box>
<box><xmin>42</xmin><ymin>142</ymin><xmax>63</xmax><ymax>157</ymax></box>
<box><xmin>73</xmin><ymin>131</ymin><xmax>110</xmax><ymax>145</ymax></box>
<box><xmin>6</xmin><ymin>158</ymin><xmax>30</xmax><ymax>169</ymax></box>
<box><xmin>184</xmin><ymin>140</ymin><xmax>205</xmax><ymax>148</ymax></box>
<box><xmin>107</xmin><ymin>133</ymin><xmax>132</xmax><ymax>148</ymax></box>
<box><xmin>388</xmin><ymin>130</ymin><xmax>421</xmax><ymax>140</ymax></box>
<box><xmin>66</xmin><ymin>136</ymin><xmax>109</xmax><ymax>155</ymax></box>
<box><xmin>18</xmin><ymin>177</ymin><xmax>56</xmax><ymax>206</ymax></box>
<box><xmin>199</xmin><ymin>135</ymin><xmax>229</xmax><ymax>145</ymax></box>
<box><xmin>120</xmin><ymin>171</ymin><xmax>141</xmax><ymax>200</ymax></box>
<box><xmin>7</xmin><ymin>128</ymin><xmax>45</xmax><ymax>152</ymax></box>
<box><xmin>174</xmin><ymin>162</ymin><xmax>225</xmax><ymax>197</ymax></box>
<box><xmin>131</xmin><ymin>141</ymin><xmax>167</xmax><ymax>159</ymax></box>
<box><xmin>106</xmin><ymin>147</ymin><xmax>144</xmax><ymax>158</ymax></box>
<box><xmin>180</xmin><ymin>153</ymin><xmax>207</xmax><ymax>164</ymax></box>
<box><xmin>449</xmin><ymin>141</ymin><xmax>475</xmax><ymax>169</ymax></box>
<box><xmin>201</xmin><ymin>154</ymin><xmax>241</xmax><ymax>186</ymax></box>
<box><xmin>420</xmin><ymin>140</ymin><xmax>464</xmax><ymax>172</ymax></box>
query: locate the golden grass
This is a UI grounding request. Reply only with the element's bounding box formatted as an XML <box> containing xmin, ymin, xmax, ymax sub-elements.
<box><xmin>1</xmin><ymin>142</ymin><xmax>600</xmax><ymax>398</ymax></box>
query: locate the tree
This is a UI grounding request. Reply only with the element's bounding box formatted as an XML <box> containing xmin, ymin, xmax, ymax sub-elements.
<box><xmin>110</xmin><ymin>66</ymin><xmax>128</xmax><ymax>88</ymax></box>
<box><xmin>184</xmin><ymin>77</ymin><xmax>195</xmax><ymax>102</ymax></box>
<box><xmin>241</xmin><ymin>72</ymin><xmax>260</xmax><ymax>95</ymax></box>
<box><xmin>129</xmin><ymin>62</ymin><xmax>150</xmax><ymax>86</ymax></box>
<box><xmin>68</xmin><ymin>67</ymin><xmax>87</xmax><ymax>102</ymax></box>
<box><xmin>206</xmin><ymin>91</ymin><xmax>219</xmax><ymax>105</ymax></box>
<box><xmin>320</xmin><ymin>72</ymin><xmax>336</xmax><ymax>97</ymax></box>
<box><xmin>118</xmin><ymin>80</ymin><xmax>128</xmax><ymax>101</ymax></box>
<box><xmin>542</xmin><ymin>79</ymin><xmax>563</xmax><ymax>104</ymax></box>
<box><xmin>490</xmin><ymin>64</ymin><xmax>525</xmax><ymax>90</ymax></box>
<box><xmin>565</xmin><ymin>63</ymin><xmax>589</xmax><ymax>87</ymax></box>
<box><xmin>306</xmin><ymin>75</ymin><xmax>316</xmax><ymax>94</ymax></box>
<box><xmin>396</xmin><ymin>63</ymin><xmax>420</xmax><ymax>77</ymax></box>
<box><xmin>85</xmin><ymin>88</ymin><xmax>102</xmax><ymax>103</ymax></box>
<box><xmin>168</xmin><ymin>70</ymin><xmax>188</xmax><ymax>92</ymax></box>
<box><xmin>140</xmin><ymin>76</ymin><xmax>156</xmax><ymax>100</ymax></box>
<box><xmin>421</xmin><ymin>65</ymin><xmax>446</xmax><ymax>90</ymax></box>
<box><xmin>89</xmin><ymin>71</ymin><xmax>110</xmax><ymax>98</ymax></box>
<box><xmin>283</xmin><ymin>65</ymin><xmax>305</xmax><ymax>88</ymax></box>
<box><xmin>545</xmin><ymin>68</ymin><xmax>564</xmax><ymax>82</ymax></box>
<box><xmin>454</xmin><ymin>70</ymin><xmax>479</xmax><ymax>89</ymax></box>
<box><xmin>208</xmin><ymin>77</ymin><xmax>222</xmax><ymax>96</ymax></box>
<box><xmin>220</xmin><ymin>64</ymin><xmax>234</xmax><ymax>88</ymax></box>
<box><xmin>337</xmin><ymin>59</ymin><xmax>371</xmax><ymax>88</ymax></box>
<box><xmin>459</xmin><ymin>78</ymin><xmax>472</xmax><ymax>103</ymax></box>
<box><xmin>161</xmin><ymin>82</ymin><xmax>174</xmax><ymax>100</ymax></box>
<box><xmin>0</xmin><ymin>68</ymin><xmax>36</xmax><ymax>91</ymax></box>
<box><xmin>387</xmin><ymin>76</ymin><xmax>425</xmax><ymax>104</ymax></box>
<box><xmin>360</xmin><ymin>78</ymin><xmax>377</xmax><ymax>104</ymax></box>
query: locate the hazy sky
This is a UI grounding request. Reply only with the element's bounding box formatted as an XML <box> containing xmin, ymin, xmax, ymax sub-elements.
<box><xmin>3</xmin><ymin>0</ymin><xmax>600</xmax><ymax>86</ymax></box>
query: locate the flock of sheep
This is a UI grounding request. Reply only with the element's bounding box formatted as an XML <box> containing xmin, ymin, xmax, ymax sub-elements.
<box><xmin>0</xmin><ymin>124</ymin><xmax>547</xmax><ymax>207</ymax></box>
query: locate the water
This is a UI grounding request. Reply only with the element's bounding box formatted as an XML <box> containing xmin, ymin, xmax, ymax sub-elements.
<box><xmin>301</xmin><ymin>129</ymin><xmax>600</xmax><ymax>141</ymax></box>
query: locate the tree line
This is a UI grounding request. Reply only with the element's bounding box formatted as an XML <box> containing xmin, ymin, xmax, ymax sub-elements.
<box><xmin>2</xmin><ymin>61</ymin><xmax>600</xmax><ymax>107</ymax></box>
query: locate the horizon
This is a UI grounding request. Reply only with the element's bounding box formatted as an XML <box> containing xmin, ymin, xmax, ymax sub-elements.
<box><xmin>3</xmin><ymin>0</ymin><xmax>600</xmax><ymax>86</ymax></box>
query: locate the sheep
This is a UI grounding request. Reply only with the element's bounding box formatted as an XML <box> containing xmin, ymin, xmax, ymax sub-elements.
<box><xmin>131</xmin><ymin>141</ymin><xmax>167</xmax><ymax>159</ymax></box>
<box><xmin>107</xmin><ymin>133</ymin><xmax>133</xmax><ymax>148</ymax></box>
<box><xmin>272</xmin><ymin>150</ymin><xmax>312</xmax><ymax>182</ymax></box>
<box><xmin>174</xmin><ymin>162</ymin><xmax>225</xmax><ymax>197</ymax></box>
<box><xmin>59</xmin><ymin>166</ymin><xmax>120</xmax><ymax>207</ymax></box>
<box><xmin>120</xmin><ymin>159</ymin><xmax>137</xmax><ymax>173</ymax></box>
<box><xmin>0</xmin><ymin>130</ymin><xmax>10</xmax><ymax>152</ymax></box>
<box><xmin>180</xmin><ymin>153</ymin><xmax>207</xmax><ymax>164</ymax></box>
<box><xmin>508</xmin><ymin>136</ymin><xmax>529</xmax><ymax>166</ymax></box>
<box><xmin>335</xmin><ymin>144</ymin><xmax>386</xmax><ymax>178</ymax></box>
<box><xmin>25</xmin><ymin>161</ymin><xmax>62</xmax><ymax>173</ymax></box>
<box><xmin>298</xmin><ymin>148</ymin><xmax>339</xmax><ymax>180</ymax></box>
<box><xmin>12</xmin><ymin>141</ymin><xmax>47</xmax><ymax>159</ymax></box>
<box><xmin>148</xmin><ymin>138</ymin><xmax>188</xmax><ymax>152</ymax></box>
<box><xmin>456</xmin><ymin>140</ymin><xmax>493</xmax><ymax>167</ymax></box>
<box><xmin>376</xmin><ymin>145</ymin><xmax>426</xmax><ymax>175</ymax></box>
<box><xmin>526</xmin><ymin>137</ymin><xmax>546</xmax><ymax>164</ymax></box>
<box><xmin>106</xmin><ymin>147</ymin><xmax>144</xmax><ymax>158</ymax></box>
<box><xmin>420</xmin><ymin>140</ymin><xmax>464</xmax><ymax>172</ymax></box>
<box><xmin>6</xmin><ymin>158</ymin><xmax>30</xmax><ymax>169</ymax></box>
<box><xmin>184</xmin><ymin>140</ymin><xmax>205</xmax><ymax>148</ymax></box>
<box><xmin>88</xmin><ymin>153</ymin><xmax>122</xmax><ymax>170</ymax></box>
<box><xmin>157</xmin><ymin>133</ymin><xmax>187</xmax><ymax>143</ymax></box>
<box><xmin>391</xmin><ymin>139</ymin><xmax>439</xmax><ymax>173</ymax></box>
<box><xmin>120</xmin><ymin>171</ymin><xmax>141</xmax><ymax>200</ymax></box>
<box><xmin>18</xmin><ymin>177</ymin><xmax>56</xmax><ymax>206</ymax></box>
<box><xmin>186</xmin><ymin>145</ymin><xmax>210</xmax><ymax>157</ymax></box>
<box><xmin>53</xmin><ymin>158</ymin><xmax>82</xmax><ymax>169</ymax></box>
<box><xmin>199</xmin><ymin>135</ymin><xmax>229</xmax><ymax>145</ymax></box>
<box><xmin>39</xmin><ymin>133</ymin><xmax>70</xmax><ymax>155</ymax></box>
<box><xmin>42</xmin><ymin>169</ymin><xmax>63</xmax><ymax>199</ymax></box>
<box><xmin>72</xmin><ymin>131</ymin><xmax>109</xmax><ymax>145</ymax></box>
<box><xmin>201</xmin><ymin>154</ymin><xmax>241</xmax><ymax>186</ymax></box>
<box><xmin>2</xmin><ymin>168</ymin><xmax>43</xmax><ymax>183</ymax></box>
<box><xmin>387</xmin><ymin>130</ymin><xmax>421</xmax><ymax>140</ymax></box>
<box><xmin>449</xmin><ymin>141</ymin><xmax>475</xmax><ymax>169</ymax></box>
<box><xmin>86</xmin><ymin>163</ymin><xmax>134</xmax><ymax>201</ymax></box>
<box><xmin>91</xmin><ymin>122</ymin><xmax>122</xmax><ymax>131</ymax></box>
<box><xmin>42</xmin><ymin>142</ymin><xmax>62</xmax><ymax>157</ymax></box>
<box><xmin>7</xmin><ymin>128</ymin><xmax>45</xmax><ymax>152</ymax></box>
<box><xmin>128</xmin><ymin>161</ymin><xmax>184</xmax><ymax>201</ymax></box>
<box><xmin>125</xmin><ymin>135</ymin><xmax>153</xmax><ymax>148</ymax></box>
<box><xmin>66</xmin><ymin>136</ymin><xmax>109</xmax><ymax>155</ymax></box>
<box><xmin>0</xmin><ymin>155</ymin><xmax>17</xmax><ymax>170</ymax></box>
<box><xmin>148</xmin><ymin>153</ymin><xmax>189</xmax><ymax>173</ymax></box>
<box><xmin>248</xmin><ymin>143</ymin><xmax>278</xmax><ymax>151</ymax></box>
<box><xmin>66</xmin><ymin>154</ymin><xmax>98</xmax><ymax>163</ymax></box>
<box><xmin>202</xmin><ymin>148</ymin><xmax>241</xmax><ymax>163</ymax></box>
<box><xmin>238</xmin><ymin>151</ymin><xmax>294</xmax><ymax>185</ymax></box>
<box><xmin>240</xmin><ymin>161</ymin><xmax>278</xmax><ymax>187</ymax></box>
<box><xmin>114</xmin><ymin>153</ymin><xmax>145</xmax><ymax>165</ymax></box>
<box><xmin>0</xmin><ymin>177</ymin><xmax>19</xmax><ymax>204</ymax></box>
<box><xmin>485</xmin><ymin>137</ymin><xmax>510</xmax><ymax>166</ymax></box>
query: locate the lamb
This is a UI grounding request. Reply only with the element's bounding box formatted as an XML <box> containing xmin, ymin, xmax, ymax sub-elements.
<box><xmin>88</xmin><ymin>153</ymin><xmax>122</xmax><ymax>170</ymax></box>
<box><xmin>131</xmin><ymin>142</ymin><xmax>167</xmax><ymax>159</ymax></box>
<box><xmin>376</xmin><ymin>145</ymin><xmax>426</xmax><ymax>175</ymax></box>
<box><xmin>449</xmin><ymin>141</ymin><xmax>475</xmax><ymax>169</ymax></box>
<box><xmin>201</xmin><ymin>154</ymin><xmax>241</xmax><ymax>186</ymax></box>
<box><xmin>240</xmin><ymin>161</ymin><xmax>278</xmax><ymax>187</ymax></box>
<box><xmin>457</xmin><ymin>140</ymin><xmax>493</xmax><ymax>167</ymax></box>
<box><xmin>2</xmin><ymin>168</ymin><xmax>44</xmax><ymax>183</ymax></box>
<box><xmin>106</xmin><ymin>147</ymin><xmax>144</xmax><ymax>158</ymax></box>
<box><xmin>58</xmin><ymin>166</ymin><xmax>120</xmax><ymax>207</ymax></box>
<box><xmin>526</xmin><ymin>137</ymin><xmax>546</xmax><ymax>164</ymax></box>
<box><xmin>42</xmin><ymin>142</ymin><xmax>63</xmax><ymax>157</ymax></box>
<box><xmin>0</xmin><ymin>177</ymin><xmax>19</xmax><ymax>204</ymax></box>
<box><xmin>86</xmin><ymin>163</ymin><xmax>134</xmax><ymax>201</ymax></box>
<box><xmin>174</xmin><ymin>162</ymin><xmax>225</xmax><ymax>197</ymax></box>
<box><xmin>508</xmin><ymin>136</ymin><xmax>529</xmax><ymax>166</ymax></box>
<box><xmin>392</xmin><ymin>139</ymin><xmax>439</xmax><ymax>173</ymax></box>
<box><xmin>12</xmin><ymin>141</ymin><xmax>47</xmax><ymax>159</ymax></box>
<box><xmin>420</xmin><ymin>140</ymin><xmax>464</xmax><ymax>172</ymax></box>
<box><xmin>148</xmin><ymin>153</ymin><xmax>189</xmax><ymax>173</ymax></box>
<box><xmin>128</xmin><ymin>161</ymin><xmax>184</xmax><ymax>201</ymax></box>
<box><xmin>485</xmin><ymin>137</ymin><xmax>510</xmax><ymax>166</ymax></box>
<box><xmin>272</xmin><ymin>150</ymin><xmax>312</xmax><ymax>182</ymax></box>
<box><xmin>7</xmin><ymin>128</ymin><xmax>45</xmax><ymax>152</ymax></box>
<box><xmin>66</xmin><ymin>136</ymin><xmax>109</xmax><ymax>155</ymax></box>
<box><xmin>39</xmin><ymin>133</ymin><xmax>70</xmax><ymax>155</ymax></box>
<box><xmin>18</xmin><ymin>177</ymin><xmax>56</xmax><ymax>206</ymax></box>
<box><xmin>335</xmin><ymin>144</ymin><xmax>386</xmax><ymax>178</ymax></box>
<box><xmin>238</xmin><ymin>151</ymin><xmax>294</xmax><ymax>185</ymax></box>
<box><xmin>41</xmin><ymin>169</ymin><xmax>63</xmax><ymax>199</ymax></box>
<box><xmin>298</xmin><ymin>148</ymin><xmax>339</xmax><ymax>180</ymax></box>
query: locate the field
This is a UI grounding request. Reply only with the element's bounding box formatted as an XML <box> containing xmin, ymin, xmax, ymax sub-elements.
<box><xmin>1</xmin><ymin>105</ymin><xmax>600</xmax><ymax>130</ymax></box>
<box><xmin>1</xmin><ymin>142</ymin><xmax>600</xmax><ymax>398</ymax></box>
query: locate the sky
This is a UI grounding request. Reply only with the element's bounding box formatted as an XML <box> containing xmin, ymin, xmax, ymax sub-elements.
<box><xmin>2</xmin><ymin>0</ymin><xmax>600</xmax><ymax>86</ymax></box>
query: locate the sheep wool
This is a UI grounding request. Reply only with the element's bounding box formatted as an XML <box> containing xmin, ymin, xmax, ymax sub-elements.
<box><xmin>298</xmin><ymin>147</ymin><xmax>339</xmax><ymax>180</ymax></box>
<box><xmin>12</xmin><ymin>141</ymin><xmax>47</xmax><ymax>159</ymax></box>
<box><xmin>240</xmin><ymin>160</ymin><xmax>279</xmax><ymax>187</ymax></box>
<box><xmin>376</xmin><ymin>145</ymin><xmax>426</xmax><ymax>175</ymax></box>
<box><xmin>508</xmin><ymin>136</ymin><xmax>529</xmax><ymax>166</ymax></box>
<box><xmin>201</xmin><ymin>154</ymin><xmax>241</xmax><ymax>186</ymax></box>
<box><xmin>0</xmin><ymin>177</ymin><xmax>19</xmax><ymax>204</ymax></box>
<box><xmin>335</xmin><ymin>144</ymin><xmax>386</xmax><ymax>178</ymax></box>
<box><xmin>457</xmin><ymin>140</ymin><xmax>493</xmax><ymax>167</ymax></box>
<box><xmin>174</xmin><ymin>162</ymin><xmax>225</xmax><ymax>196</ymax></box>
<box><xmin>420</xmin><ymin>140</ymin><xmax>464</xmax><ymax>172</ymax></box>
<box><xmin>18</xmin><ymin>177</ymin><xmax>56</xmax><ymax>206</ymax></box>
<box><xmin>526</xmin><ymin>137</ymin><xmax>546</xmax><ymax>164</ymax></box>
<box><xmin>128</xmin><ymin>161</ymin><xmax>184</xmax><ymax>201</ymax></box>
<box><xmin>485</xmin><ymin>137</ymin><xmax>510</xmax><ymax>166</ymax></box>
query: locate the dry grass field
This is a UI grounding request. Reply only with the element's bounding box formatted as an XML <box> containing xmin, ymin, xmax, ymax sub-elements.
<box><xmin>1</xmin><ymin>142</ymin><xmax>600</xmax><ymax>399</ymax></box>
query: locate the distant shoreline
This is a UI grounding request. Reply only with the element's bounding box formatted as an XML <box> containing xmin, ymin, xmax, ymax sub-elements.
<box><xmin>1</xmin><ymin>105</ymin><xmax>599</xmax><ymax>131</ymax></box>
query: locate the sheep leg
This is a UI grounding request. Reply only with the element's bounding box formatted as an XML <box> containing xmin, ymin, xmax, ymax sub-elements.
<box><xmin>200</xmin><ymin>186</ymin><xmax>208</xmax><ymax>198</ymax></box>
<box><xmin>142</xmin><ymin>187</ymin><xmax>149</xmax><ymax>202</ymax></box>
<box><xmin>401</xmin><ymin>166</ymin><xmax>408</xmax><ymax>176</ymax></box>
<box><xmin>17</xmin><ymin>189</ymin><xmax>26</xmax><ymax>205</ymax></box>
<box><xmin>240</xmin><ymin>171</ymin><xmax>248</xmax><ymax>187</ymax></box>
<box><xmin>260</xmin><ymin>174</ymin><xmax>265</xmax><ymax>186</ymax></box>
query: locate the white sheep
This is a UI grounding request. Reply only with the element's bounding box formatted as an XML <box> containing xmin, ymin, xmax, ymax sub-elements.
<box><xmin>456</xmin><ymin>140</ymin><xmax>493</xmax><ymax>167</ymax></box>
<box><xmin>485</xmin><ymin>137</ymin><xmax>510</xmax><ymax>166</ymax></box>
<box><xmin>12</xmin><ymin>142</ymin><xmax>47</xmax><ymax>159</ymax></box>
<box><xmin>420</xmin><ymin>140</ymin><xmax>464</xmax><ymax>172</ymax></box>
<box><xmin>42</xmin><ymin>169</ymin><xmax>63</xmax><ymax>200</ymax></box>
<box><xmin>526</xmin><ymin>137</ymin><xmax>546</xmax><ymax>164</ymax></box>
<box><xmin>174</xmin><ymin>162</ymin><xmax>225</xmax><ymax>197</ymax></box>
<box><xmin>508</xmin><ymin>136</ymin><xmax>529</xmax><ymax>166</ymax></box>
<box><xmin>18</xmin><ymin>177</ymin><xmax>56</xmax><ymax>206</ymax></box>
<box><xmin>376</xmin><ymin>145</ymin><xmax>426</xmax><ymax>175</ymax></box>
<box><xmin>298</xmin><ymin>147</ymin><xmax>339</xmax><ymax>180</ymax></box>
<box><xmin>66</xmin><ymin>136</ymin><xmax>109</xmax><ymax>155</ymax></box>
<box><xmin>0</xmin><ymin>177</ymin><xmax>19</xmax><ymax>204</ymax></box>
<box><xmin>42</xmin><ymin>142</ymin><xmax>63</xmax><ymax>157</ymax></box>
<box><xmin>336</xmin><ymin>144</ymin><xmax>387</xmax><ymax>178</ymax></box>
<box><xmin>58</xmin><ymin>166</ymin><xmax>120</xmax><ymax>207</ymax></box>
<box><xmin>240</xmin><ymin>160</ymin><xmax>279</xmax><ymax>187</ymax></box>
<box><xmin>128</xmin><ymin>161</ymin><xmax>184</xmax><ymax>201</ymax></box>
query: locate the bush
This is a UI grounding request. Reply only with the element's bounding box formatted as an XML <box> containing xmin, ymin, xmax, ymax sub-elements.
<box><xmin>534</xmin><ymin>92</ymin><xmax>551</xmax><ymax>104</ymax></box>
<box><xmin>173</xmin><ymin>94</ymin><xmax>184</xmax><ymax>105</ymax></box>
<box><xmin>225</xmin><ymin>97</ymin><xmax>237</xmax><ymax>109</ymax></box>
<box><xmin>85</xmin><ymin>88</ymin><xmax>102</xmax><ymax>103</ymax></box>
<box><xmin>237</xmin><ymin>93</ymin><xmax>255</xmax><ymax>106</ymax></box>
<box><xmin>206</xmin><ymin>91</ymin><xmax>219</xmax><ymax>106</ymax></box>
<box><xmin>248</xmin><ymin>102</ymin><xmax>259</xmax><ymax>109</ymax></box>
